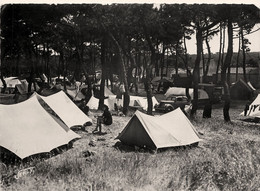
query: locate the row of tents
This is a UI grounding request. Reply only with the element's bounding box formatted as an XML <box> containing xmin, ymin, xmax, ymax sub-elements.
<box><xmin>0</xmin><ymin>89</ymin><xmax>203</xmax><ymax>159</ymax></box>
<box><xmin>1</xmin><ymin>76</ymin><xmax>257</xmax><ymax>160</ymax></box>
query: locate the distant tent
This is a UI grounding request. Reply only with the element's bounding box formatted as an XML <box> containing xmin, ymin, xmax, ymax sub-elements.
<box><xmin>87</xmin><ymin>95</ymin><xmax>158</xmax><ymax>111</ymax></box>
<box><xmin>116</xmin><ymin>108</ymin><xmax>201</xmax><ymax>150</ymax></box>
<box><xmin>230</xmin><ymin>79</ymin><xmax>254</xmax><ymax>100</ymax></box>
<box><xmin>128</xmin><ymin>96</ymin><xmax>159</xmax><ymax>111</ymax></box>
<box><xmin>129</xmin><ymin>99</ymin><xmax>142</xmax><ymax>109</ymax></box>
<box><xmin>240</xmin><ymin>94</ymin><xmax>260</xmax><ymax>118</ymax></box>
<box><xmin>36</xmin><ymin>91</ymin><xmax>92</xmax><ymax>128</ymax></box>
<box><xmin>165</xmin><ymin>87</ymin><xmax>209</xmax><ymax>100</ymax></box>
<box><xmin>0</xmin><ymin>77</ymin><xmax>21</xmax><ymax>88</ymax></box>
<box><xmin>151</xmin><ymin>77</ymin><xmax>173</xmax><ymax>84</ymax></box>
<box><xmin>15</xmin><ymin>79</ymin><xmax>40</xmax><ymax>94</ymax></box>
<box><xmin>66</xmin><ymin>89</ymin><xmax>86</xmax><ymax>101</ymax></box>
<box><xmin>104</xmin><ymin>86</ymin><xmax>114</xmax><ymax>96</ymax></box>
<box><xmin>87</xmin><ymin>96</ymin><xmax>100</xmax><ymax>110</ymax></box>
<box><xmin>0</xmin><ymin>96</ymin><xmax>80</xmax><ymax>159</ymax></box>
<box><xmin>87</xmin><ymin>95</ymin><xmax>119</xmax><ymax>111</ymax></box>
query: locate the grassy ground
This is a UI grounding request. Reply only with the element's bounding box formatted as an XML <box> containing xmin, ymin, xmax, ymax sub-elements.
<box><xmin>1</xmin><ymin>100</ymin><xmax>260</xmax><ymax>191</ymax></box>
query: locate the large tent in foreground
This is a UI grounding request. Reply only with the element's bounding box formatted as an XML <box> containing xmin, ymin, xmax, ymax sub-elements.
<box><xmin>116</xmin><ymin>108</ymin><xmax>201</xmax><ymax>150</ymax></box>
<box><xmin>0</xmin><ymin>96</ymin><xmax>80</xmax><ymax>159</ymax></box>
<box><xmin>240</xmin><ymin>94</ymin><xmax>260</xmax><ymax>118</ymax></box>
<box><xmin>35</xmin><ymin>91</ymin><xmax>92</xmax><ymax>128</ymax></box>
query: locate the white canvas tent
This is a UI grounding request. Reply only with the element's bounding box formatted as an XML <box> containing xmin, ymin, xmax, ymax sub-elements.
<box><xmin>66</xmin><ymin>89</ymin><xmax>86</xmax><ymax>101</ymax></box>
<box><xmin>15</xmin><ymin>79</ymin><xmax>40</xmax><ymax>94</ymax></box>
<box><xmin>87</xmin><ymin>95</ymin><xmax>119</xmax><ymax>111</ymax></box>
<box><xmin>116</xmin><ymin>108</ymin><xmax>201</xmax><ymax>150</ymax></box>
<box><xmin>87</xmin><ymin>95</ymin><xmax>158</xmax><ymax>111</ymax></box>
<box><xmin>104</xmin><ymin>86</ymin><xmax>114</xmax><ymax>96</ymax></box>
<box><xmin>165</xmin><ymin>87</ymin><xmax>209</xmax><ymax>100</ymax></box>
<box><xmin>128</xmin><ymin>96</ymin><xmax>159</xmax><ymax>111</ymax></box>
<box><xmin>0</xmin><ymin>77</ymin><xmax>21</xmax><ymax>88</ymax></box>
<box><xmin>36</xmin><ymin>91</ymin><xmax>92</xmax><ymax>128</ymax></box>
<box><xmin>0</xmin><ymin>96</ymin><xmax>80</xmax><ymax>159</ymax></box>
<box><xmin>240</xmin><ymin>94</ymin><xmax>260</xmax><ymax>118</ymax></box>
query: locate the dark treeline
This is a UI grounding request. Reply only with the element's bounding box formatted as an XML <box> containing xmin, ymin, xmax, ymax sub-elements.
<box><xmin>1</xmin><ymin>4</ymin><xmax>259</xmax><ymax>120</ymax></box>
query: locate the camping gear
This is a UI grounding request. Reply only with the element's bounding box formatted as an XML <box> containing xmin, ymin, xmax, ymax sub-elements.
<box><xmin>0</xmin><ymin>95</ymin><xmax>80</xmax><ymax>159</ymax></box>
<box><xmin>116</xmin><ymin>108</ymin><xmax>201</xmax><ymax>150</ymax></box>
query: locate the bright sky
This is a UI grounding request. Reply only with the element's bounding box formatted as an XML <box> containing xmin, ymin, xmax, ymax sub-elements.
<box><xmin>186</xmin><ymin>24</ymin><xmax>260</xmax><ymax>54</ymax></box>
<box><xmin>1</xmin><ymin>0</ymin><xmax>260</xmax><ymax>54</ymax></box>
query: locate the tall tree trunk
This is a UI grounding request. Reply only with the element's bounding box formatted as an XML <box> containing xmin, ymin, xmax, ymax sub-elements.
<box><xmin>205</xmin><ymin>29</ymin><xmax>211</xmax><ymax>79</ymax></box>
<box><xmin>241</xmin><ymin>27</ymin><xmax>247</xmax><ymax>82</ymax></box>
<box><xmin>175</xmin><ymin>43</ymin><xmax>179</xmax><ymax>75</ymax></box>
<box><xmin>183</xmin><ymin>36</ymin><xmax>192</xmax><ymax>77</ymax></box>
<box><xmin>191</xmin><ymin>28</ymin><xmax>202</xmax><ymax>117</ymax></box>
<box><xmin>63</xmin><ymin>57</ymin><xmax>67</xmax><ymax>91</ymax></box>
<box><xmin>15</xmin><ymin>54</ymin><xmax>20</xmax><ymax>76</ymax></box>
<box><xmin>143</xmin><ymin>24</ymin><xmax>154</xmax><ymax>115</ymax></box>
<box><xmin>46</xmin><ymin>43</ymin><xmax>50</xmax><ymax>84</ymax></box>
<box><xmin>216</xmin><ymin>23</ymin><xmax>222</xmax><ymax>83</ymax></box>
<box><xmin>106</xmin><ymin>32</ymin><xmax>129</xmax><ymax>114</ymax></box>
<box><xmin>236</xmin><ymin>30</ymin><xmax>241</xmax><ymax>81</ymax></box>
<box><xmin>221</xmin><ymin>24</ymin><xmax>226</xmax><ymax>72</ymax></box>
<box><xmin>166</xmin><ymin>48</ymin><xmax>169</xmax><ymax>77</ymax></box>
<box><xmin>202</xmin><ymin>41</ymin><xmax>205</xmax><ymax>77</ymax></box>
<box><xmin>98</xmin><ymin>36</ymin><xmax>107</xmax><ymax>110</ymax></box>
<box><xmin>160</xmin><ymin>44</ymin><xmax>165</xmax><ymax>79</ymax></box>
<box><xmin>221</xmin><ymin>18</ymin><xmax>233</xmax><ymax>122</ymax></box>
<box><xmin>227</xmin><ymin>60</ymin><xmax>231</xmax><ymax>86</ymax></box>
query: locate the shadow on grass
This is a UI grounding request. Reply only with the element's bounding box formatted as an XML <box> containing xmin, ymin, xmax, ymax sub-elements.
<box><xmin>113</xmin><ymin>141</ymin><xmax>199</xmax><ymax>154</ymax></box>
<box><xmin>0</xmin><ymin>139</ymin><xmax>78</xmax><ymax>166</ymax></box>
<box><xmin>240</xmin><ymin>117</ymin><xmax>260</xmax><ymax>123</ymax></box>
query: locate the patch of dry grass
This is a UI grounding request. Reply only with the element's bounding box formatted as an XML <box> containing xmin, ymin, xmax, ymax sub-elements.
<box><xmin>1</xmin><ymin>102</ymin><xmax>260</xmax><ymax>191</ymax></box>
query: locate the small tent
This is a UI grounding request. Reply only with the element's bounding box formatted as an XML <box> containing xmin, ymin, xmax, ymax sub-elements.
<box><xmin>87</xmin><ymin>95</ymin><xmax>158</xmax><ymax>111</ymax></box>
<box><xmin>128</xmin><ymin>96</ymin><xmax>159</xmax><ymax>111</ymax></box>
<box><xmin>0</xmin><ymin>96</ymin><xmax>80</xmax><ymax>159</ymax></box>
<box><xmin>36</xmin><ymin>91</ymin><xmax>92</xmax><ymax>128</ymax></box>
<box><xmin>116</xmin><ymin>108</ymin><xmax>201</xmax><ymax>150</ymax></box>
<box><xmin>230</xmin><ymin>79</ymin><xmax>254</xmax><ymax>100</ymax></box>
<box><xmin>0</xmin><ymin>77</ymin><xmax>21</xmax><ymax>88</ymax></box>
<box><xmin>240</xmin><ymin>94</ymin><xmax>260</xmax><ymax>118</ymax></box>
<box><xmin>87</xmin><ymin>95</ymin><xmax>120</xmax><ymax>111</ymax></box>
<box><xmin>104</xmin><ymin>86</ymin><xmax>114</xmax><ymax>96</ymax></box>
<box><xmin>66</xmin><ymin>89</ymin><xmax>86</xmax><ymax>101</ymax></box>
<box><xmin>165</xmin><ymin>87</ymin><xmax>209</xmax><ymax>100</ymax></box>
<box><xmin>15</xmin><ymin>79</ymin><xmax>40</xmax><ymax>94</ymax></box>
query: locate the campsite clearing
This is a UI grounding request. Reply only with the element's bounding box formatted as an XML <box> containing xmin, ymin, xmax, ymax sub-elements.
<box><xmin>1</xmin><ymin>101</ymin><xmax>260</xmax><ymax>190</ymax></box>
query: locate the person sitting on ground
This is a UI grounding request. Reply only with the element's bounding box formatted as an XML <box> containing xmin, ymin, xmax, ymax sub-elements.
<box><xmin>103</xmin><ymin>105</ymin><xmax>112</xmax><ymax>125</ymax></box>
<box><xmin>93</xmin><ymin>105</ymin><xmax>112</xmax><ymax>133</ymax></box>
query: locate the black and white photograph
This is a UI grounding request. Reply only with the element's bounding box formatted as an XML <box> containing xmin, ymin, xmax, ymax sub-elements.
<box><xmin>0</xmin><ymin>1</ymin><xmax>260</xmax><ymax>190</ymax></box>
